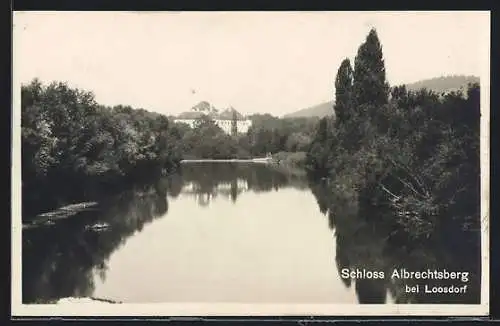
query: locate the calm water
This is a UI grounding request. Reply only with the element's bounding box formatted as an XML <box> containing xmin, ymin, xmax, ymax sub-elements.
<box><xmin>22</xmin><ymin>163</ymin><xmax>481</xmax><ymax>304</ymax></box>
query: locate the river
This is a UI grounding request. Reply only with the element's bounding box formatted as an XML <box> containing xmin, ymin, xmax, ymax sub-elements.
<box><xmin>22</xmin><ymin>163</ymin><xmax>481</xmax><ymax>305</ymax></box>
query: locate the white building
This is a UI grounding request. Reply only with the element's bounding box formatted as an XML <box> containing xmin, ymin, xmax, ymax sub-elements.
<box><xmin>174</xmin><ymin>102</ymin><xmax>252</xmax><ymax>135</ymax></box>
<box><xmin>214</xmin><ymin>119</ymin><xmax>252</xmax><ymax>134</ymax></box>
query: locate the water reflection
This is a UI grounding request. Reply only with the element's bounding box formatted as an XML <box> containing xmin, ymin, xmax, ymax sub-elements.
<box><xmin>22</xmin><ymin>178</ymin><xmax>169</xmax><ymax>303</ymax></box>
<box><xmin>309</xmin><ymin>179</ymin><xmax>481</xmax><ymax>304</ymax></box>
<box><xmin>169</xmin><ymin>163</ymin><xmax>309</xmax><ymax>207</ymax></box>
<box><xmin>22</xmin><ymin>163</ymin><xmax>479</xmax><ymax>304</ymax></box>
<box><xmin>22</xmin><ymin>164</ymin><xmax>311</xmax><ymax>304</ymax></box>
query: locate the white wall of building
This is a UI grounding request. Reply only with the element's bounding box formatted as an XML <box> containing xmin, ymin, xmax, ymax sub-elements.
<box><xmin>174</xmin><ymin>119</ymin><xmax>197</xmax><ymax>128</ymax></box>
<box><xmin>174</xmin><ymin>118</ymin><xmax>252</xmax><ymax>135</ymax></box>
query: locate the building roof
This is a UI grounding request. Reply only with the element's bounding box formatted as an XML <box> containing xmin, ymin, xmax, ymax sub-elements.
<box><xmin>217</xmin><ymin>108</ymin><xmax>245</xmax><ymax>120</ymax></box>
<box><xmin>176</xmin><ymin>102</ymin><xmax>247</xmax><ymax>120</ymax></box>
<box><xmin>177</xmin><ymin>111</ymin><xmax>205</xmax><ymax>119</ymax></box>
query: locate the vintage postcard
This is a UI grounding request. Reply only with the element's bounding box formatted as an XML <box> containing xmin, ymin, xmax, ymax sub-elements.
<box><xmin>11</xmin><ymin>11</ymin><xmax>490</xmax><ymax>317</ymax></box>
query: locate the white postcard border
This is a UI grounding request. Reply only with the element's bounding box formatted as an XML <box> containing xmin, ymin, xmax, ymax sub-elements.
<box><xmin>11</xmin><ymin>11</ymin><xmax>491</xmax><ymax>317</ymax></box>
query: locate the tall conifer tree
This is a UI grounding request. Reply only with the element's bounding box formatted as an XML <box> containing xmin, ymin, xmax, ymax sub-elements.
<box><xmin>334</xmin><ymin>58</ymin><xmax>354</xmax><ymax>124</ymax></box>
<box><xmin>231</xmin><ymin>107</ymin><xmax>238</xmax><ymax>136</ymax></box>
<box><xmin>352</xmin><ymin>28</ymin><xmax>389</xmax><ymax>115</ymax></box>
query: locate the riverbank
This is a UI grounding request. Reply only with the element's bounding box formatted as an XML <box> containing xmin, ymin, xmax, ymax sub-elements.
<box><xmin>180</xmin><ymin>158</ymin><xmax>271</xmax><ymax>164</ymax></box>
<box><xmin>22</xmin><ymin>202</ymin><xmax>100</xmax><ymax>229</ymax></box>
<box><xmin>270</xmin><ymin>151</ymin><xmax>306</xmax><ymax>167</ymax></box>
<box><xmin>179</xmin><ymin>152</ymin><xmax>308</xmax><ymax>176</ymax></box>
<box><xmin>265</xmin><ymin>151</ymin><xmax>308</xmax><ymax>177</ymax></box>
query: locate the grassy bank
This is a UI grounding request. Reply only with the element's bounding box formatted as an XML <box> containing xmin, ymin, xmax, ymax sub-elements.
<box><xmin>271</xmin><ymin>151</ymin><xmax>307</xmax><ymax>167</ymax></box>
<box><xmin>268</xmin><ymin>151</ymin><xmax>307</xmax><ymax>176</ymax></box>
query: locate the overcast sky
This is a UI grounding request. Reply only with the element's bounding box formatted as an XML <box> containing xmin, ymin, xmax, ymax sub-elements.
<box><xmin>13</xmin><ymin>11</ymin><xmax>490</xmax><ymax>117</ymax></box>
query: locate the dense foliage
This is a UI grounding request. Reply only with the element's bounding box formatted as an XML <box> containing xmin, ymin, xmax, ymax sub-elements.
<box><xmin>22</xmin><ymin>79</ymin><xmax>182</xmax><ymax>216</ymax></box>
<box><xmin>305</xmin><ymin>28</ymin><xmax>481</xmax><ymax>246</ymax></box>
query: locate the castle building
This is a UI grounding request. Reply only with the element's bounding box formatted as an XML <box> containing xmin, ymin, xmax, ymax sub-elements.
<box><xmin>174</xmin><ymin>101</ymin><xmax>252</xmax><ymax>135</ymax></box>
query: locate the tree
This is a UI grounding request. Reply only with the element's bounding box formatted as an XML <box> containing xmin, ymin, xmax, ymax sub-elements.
<box><xmin>193</xmin><ymin>114</ymin><xmax>221</xmax><ymax>135</ymax></box>
<box><xmin>305</xmin><ymin>117</ymin><xmax>335</xmax><ymax>176</ymax></box>
<box><xmin>285</xmin><ymin>132</ymin><xmax>313</xmax><ymax>152</ymax></box>
<box><xmin>352</xmin><ymin>28</ymin><xmax>390</xmax><ymax>115</ymax></box>
<box><xmin>231</xmin><ymin>107</ymin><xmax>238</xmax><ymax>136</ymax></box>
<box><xmin>334</xmin><ymin>58</ymin><xmax>354</xmax><ymax>125</ymax></box>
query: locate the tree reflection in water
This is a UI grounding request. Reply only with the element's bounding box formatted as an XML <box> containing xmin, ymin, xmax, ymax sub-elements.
<box><xmin>170</xmin><ymin>162</ymin><xmax>309</xmax><ymax>206</ymax></box>
<box><xmin>22</xmin><ymin>178</ymin><xmax>170</xmax><ymax>304</ymax></box>
<box><xmin>22</xmin><ymin>163</ymin><xmax>309</xmax><ymax>304</ymax></box>
<box><xmin>309</xmin><ymin>179</ymin><xmax>481</xmax><ymax>304</ymax></box>
<box><xmin>23</xmin><ymin>163</ymin><xmax>480</xmax><ymax>305</ymax></box>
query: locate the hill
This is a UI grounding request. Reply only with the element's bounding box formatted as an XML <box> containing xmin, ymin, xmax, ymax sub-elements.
<box><xmin>404</xmin><ymin>75</ymin><xmax>479</xmax><ymax>94</ymax></box>
<box><xmin>284</xmin><ymin>101</ymin><xmax>334</xmax><ymax>119</ymax></box>
<box><xmin>284</xmin><ymin>75</ymin><xmax>479</xmax><ymax>118</ymax></box>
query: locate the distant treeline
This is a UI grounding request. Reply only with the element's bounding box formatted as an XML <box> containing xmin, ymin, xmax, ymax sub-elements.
<box><xmin>169</xmin><ymin>113</ymin><xmax>318</xmax><ymax>160</ymax></box>
<box><xmin>305</xmin><ymin>28</ymin><xmax>481</xmax><ymax>246</ymax></box>
<box><xmin>21</xmin><ymin>80</ymin><xmax>317</xmax><ymax>216</ymax></box>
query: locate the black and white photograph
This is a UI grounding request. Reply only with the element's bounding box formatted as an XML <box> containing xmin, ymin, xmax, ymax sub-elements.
<box><xmin>12</xmin><ymin>11</ymin><xmax>490</xmax><ymax>316</ymax></box>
